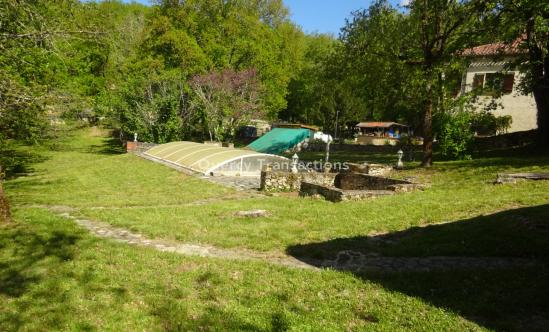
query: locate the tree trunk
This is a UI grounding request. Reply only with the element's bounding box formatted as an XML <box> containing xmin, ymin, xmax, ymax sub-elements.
<box><xmin>535</xmin><ymin>48</ymin><xmax>549</xmax><ymax>145</ymax></box>
<box><xmin>533</xmin><ymin>82</ymin><xmax>549</xmax><ymax>145</ymax></box>
<box><xmin>422</xmin><ymin>83</ymin><xmax>434</xmax><ymax>167</ymax></box>
<box><xmin>526</xmin><ymin>17</ymin><xmax>549</xmax><ymax>146</ymax></box>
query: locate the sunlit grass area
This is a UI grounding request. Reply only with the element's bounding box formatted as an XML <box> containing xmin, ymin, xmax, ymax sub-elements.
<box><xmin>2</xmin><ymin>127</ymin><xmax>549</xmax><ymax>330</ymax></box>
<box><xmin>1</xmin><ymin>208</ymin><xmax>490</xmax><ymax>331</ymax></box>
<box><xmin>4</xmin><ymin>129</ymin><xmax>234</xmax><ymax>208</ymax></box>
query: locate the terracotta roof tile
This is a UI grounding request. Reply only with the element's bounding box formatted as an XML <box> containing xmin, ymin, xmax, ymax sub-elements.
<box><xmin>462</xmin><ymin>37</ymin><xmax>525</xmax><ymax>57</ymax></box>
<box><xmin>356</xmin><ymin>122</ymin><xmax>408</xmax><ymax>128</ymax></box>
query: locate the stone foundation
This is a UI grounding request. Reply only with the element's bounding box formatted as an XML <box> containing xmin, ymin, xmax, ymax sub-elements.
<box><xmin>346</xmin><ymin>163</ymin><xmax>393</xmax><ymax>176</ymax></box>
<box><xmin>300</xmin><ymin>173</ymin><xmax>426</xmax><ymax>202</ymax></box>
<box><xmin>260</xmin><ymin>170</ymin><xmax>337</xmax><ymax>192</ymax></box>
<box><xmin>495</xmin><ymin>172</ymin><xmax>549</xmax><ymax>184</ymax></box>
<box><xmin>335</xmin><ymin>173</ymin><xmax>410</xmax><ymax>190</ymax></box>
<box><xmin>260</xmin><ymin>163</ymin><xmax>394</xmax><ymax>192</ymax></box>
<box><xmin>299</xmin><ymin>182</ymin><xmax>395</xmax><ymax>202</ymax></box>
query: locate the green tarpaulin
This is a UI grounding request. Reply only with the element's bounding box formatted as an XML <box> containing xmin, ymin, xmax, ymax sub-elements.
<box><xmin>247</xmin><ymin>128</ymin><xmax>311</xmax><ymax>155</ymax></box>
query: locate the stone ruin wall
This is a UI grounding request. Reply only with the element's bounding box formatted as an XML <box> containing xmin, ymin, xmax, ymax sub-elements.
<box><xmin>260</xmin><ymin>171</ymin><xmax>337</xmax><ymax>192</ymax></box>
<box><xmin>335</xmin><ymin>173</ymin><xmax>409</xmax><ymax>190</ymax></box>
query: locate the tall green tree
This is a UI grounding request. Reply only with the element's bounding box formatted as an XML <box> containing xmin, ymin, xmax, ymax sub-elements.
<box><xmin>338</xmin><ymin>1</ymin><xmax>418</xmax><ymax>127</ymax></box>
<box><xmin>145</xmin><ymin>0</ymin><xmax>301</xmax><ymax>116</ymax></box>
<box><xmin>402</xmin><ymin>0</ymin><xmax>491</xmax><ymax>166</ymax></box>
<box><xmin>491</xmin><ymin>0</ymin><xmax>549</xmax><ymax>144</ymax></box>
<box><xmin>283</xmin><ymin>34</ymin><xmax>338</xmax><ymax>125</ymax></box>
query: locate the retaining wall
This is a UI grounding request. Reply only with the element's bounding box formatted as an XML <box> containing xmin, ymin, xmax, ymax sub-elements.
<box><xmin>335</xmin><ymin>173</ymin><xmax>409</xmax><ymax>190</ymax></box>
<box><xmin>304</xmin><ymin>143</ymin><xmax>416</xmax><ymax>153</ymax></box>
<box><xmin>126</xmin><ymin>141</ymin><xmax>158</xmax><ymax>154</ymax></box>
<box><xmin>260</xmin><ymin>170</ymin><xmax>337</xmax><ymax>192</ymax></box>
<box><xmin>299</xmin><ymin>182</ymin><xmax>395</xmax><ymax>202</ymax></box>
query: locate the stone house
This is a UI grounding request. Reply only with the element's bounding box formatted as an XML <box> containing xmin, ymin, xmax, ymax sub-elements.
<box><xmin>461</xmin><ymin>39</ymin><xmax>537</xmax><ymax>133</ymax></box>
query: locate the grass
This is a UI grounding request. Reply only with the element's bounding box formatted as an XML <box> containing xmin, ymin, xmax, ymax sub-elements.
<box><xmin>2</xmin><ymin>127</ymin><xmax>549</xmax><ymax>330</ymax></box>
<box><xmin>2</xmin><ymin>208</ymin><xmax>489</xmax><ymax>331</ymax></box>
<box><xmin>77</xmin><ymin>151</ymin><xmax>549</xmax><ymax>253</ymax></box>
<box><xmin>4</xmin><ymin>128</ymin><xmax>233</xmax><ymax>208</ymax></box>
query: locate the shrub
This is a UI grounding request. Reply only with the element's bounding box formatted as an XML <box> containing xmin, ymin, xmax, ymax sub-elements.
<box><xmin>435</xmin><ymin>111</ymin><xmax>475</xmax><ymax>160</ymax></box>
<box><xmin>471</xmin><ymin>111</ymin><xmax>513</xmax><ymax>135</ymax></box>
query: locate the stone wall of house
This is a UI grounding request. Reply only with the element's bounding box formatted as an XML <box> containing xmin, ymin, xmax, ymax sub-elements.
<box><xmin>260</xmin><ymin>170</ymin><xmax>337</xmax><ymax>192</ymax></box>
<box><xmin>0</xmin><ymin>169</ymin><xmax>10</xmax><ymax>223</ymax></box>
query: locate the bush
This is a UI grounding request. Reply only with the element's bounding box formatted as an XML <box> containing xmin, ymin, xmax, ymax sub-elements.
<box><xmin>471</xmin><ymin>111</ymin><xmax>513</xmax><ymax>135</ymax></box>
<box><xmin>435</xmin><ymin>111</ymin><xmax>474</xmax><ymax>160</ymax></box>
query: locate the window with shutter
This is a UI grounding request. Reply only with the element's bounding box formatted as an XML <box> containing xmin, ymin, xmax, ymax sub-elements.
<box><xmin>472</xmin><ymin>74</ymin><xmax>484</xmax><ymax>89</ymax></box>
<box><xmin>502</xmin><ymin>74</ymin><xmax>514</xmax><ymax>94</ymax></box>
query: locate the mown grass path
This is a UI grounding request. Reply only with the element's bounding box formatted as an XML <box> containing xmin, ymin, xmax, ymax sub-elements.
<box><xmin>28</xmin><ymin>205</ymin><xmax>544</xmax><ymax>273</ymax></box>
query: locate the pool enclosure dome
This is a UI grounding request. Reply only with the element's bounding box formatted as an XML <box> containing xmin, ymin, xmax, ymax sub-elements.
<box><xmin>144</xmin><ymin>141</ymin><xmax>288</xmax><ymax>176</ymax></box>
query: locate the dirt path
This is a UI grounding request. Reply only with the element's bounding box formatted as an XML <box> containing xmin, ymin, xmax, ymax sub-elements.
<box><xmin>37</xmin><ymin>207</ymin><xmax>542</xmax><ymax>273</ymax></box>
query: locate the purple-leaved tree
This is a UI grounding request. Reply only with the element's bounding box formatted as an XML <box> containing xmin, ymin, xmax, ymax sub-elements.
<box><xmin>189</xmin><ymin>68</ymin><xmax>265</xmax><ymax>142</ymax></box>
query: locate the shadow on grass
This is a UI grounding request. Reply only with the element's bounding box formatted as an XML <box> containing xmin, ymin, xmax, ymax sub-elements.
<box><xmin>287</xmin><ymin>205</ymin><xmax>549</xmax><ymax>331</ymax></box>
<box><xmin>88</xmin><ymin>137</ymin><xmax>125</xmax><ymax>155</ymax></box>
<box><xmin>0</xmin><ymin>227</ymin><xmax>79</xmax><ymax>297</ymax></box>
<box><xmin>0</xmin><ymin>221</ymin><xmax>82</xmax><ymax>330</ymax></box>
<box><xmin>439</xmin><ymin>146</ymin><xmax>549</xmax><ymax>171</ymax></box>
<box><xmin>0</xmin><ymin>148</ymin><xmax>49</xmax><ymax>179</ymax></box>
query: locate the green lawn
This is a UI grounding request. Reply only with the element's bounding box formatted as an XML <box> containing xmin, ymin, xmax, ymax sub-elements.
<box><xmin>2</xmin><ymin>127</ymin><xmax>549</xmax><ymax>331</ymax></box>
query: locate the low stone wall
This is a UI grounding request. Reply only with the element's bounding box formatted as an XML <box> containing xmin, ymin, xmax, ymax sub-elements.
<box><xmin>300</xmin><ymin>173</ymin><xmax>426</xmax><ymax>202</ymax></box>
<box><xmin>299</xmin><ymin>182</ymin><xmax>395</xmax><ymax>202</ymax></box>
<box><xmin>346</xmin><ymin>163</ymin><xmax>393</xmax><ymax>176</ymax></box>
<box><xmin>0</xmin><ymin>169</ymin><xmax>10</xmax><ymax>223</ymax></box>
<box><xmin>126</xmin><ymin>141</ymin><xmax>158</xmax><ymax>154</ymax></box>
<box><xmin>335</xmin><ymin>173</ymin><xmax>410</xmax><ymax>190</ymax></box>
<box><xmin>474</xmin><ymin>130</ymin><xmax>537</xmax><ymax>151</ymax></box>
<box><xmin>260</xmin><ymin>170</ymin><xmax>336</xmax><ymax>192</ymax></box>
<box><xmin>299</xmin><ymin>182</ymin><xmax>344</xmax><ymax>201</ymax></box>
<box><xmin>304</xmin><ymin>143</ymin><xmax>417</xmax><ymax>153</ymax></box>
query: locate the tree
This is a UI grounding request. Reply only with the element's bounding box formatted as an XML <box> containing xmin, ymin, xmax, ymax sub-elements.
<box><xmin>403</xmin><ymin>0</ymin><xmax>491</xmax><ymax>166</ymax></box>
<box><xmin>145</xmin><ymin>0</ymin><xmax>302</xmax><ymax>117</ymax></box>
<box><xmin>189</xmin><ymin>68</ymin><xmax>265</xmax><ymax>142</ymax></box>
<box><xmin>337</xmin><ymin>2</ymin><xmax>418</xmax><ymax>129</ymax></box>
<box><xmin>0</xmin><ymin>0</ymin><xmax>136</xmax><ymax>144</ymax></box>
<box><xmin>283</xmin><ymin>34</ymin><xmax>339</xmax><ymax>125</ymax></box>
<box><xmin>492</xmin><ymin>0</ymin><xmax>549</xmax><ymax>144</ymax></box>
